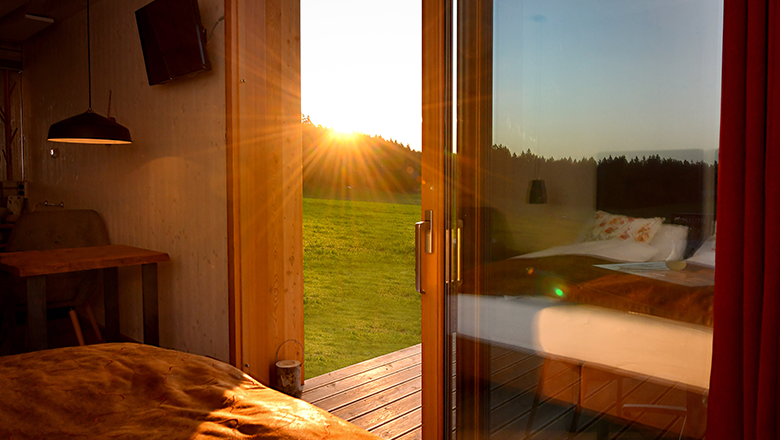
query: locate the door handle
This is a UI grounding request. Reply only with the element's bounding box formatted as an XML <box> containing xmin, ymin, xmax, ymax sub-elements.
<box><xmin>415</xmin><ymin>210</ymin><xmax>433</xmax><ymax>293</ymax></box>
<box><xmin>457</xmin><ymin>219</ymin><xmax>463</xmax><ymax>286</ymax></box>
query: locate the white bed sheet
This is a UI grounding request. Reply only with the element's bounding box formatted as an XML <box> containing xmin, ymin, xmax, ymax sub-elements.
<box><xmin>457</xmin><ymin>294</ymin><xmax>713</xmax><ymax>390</ymax></box>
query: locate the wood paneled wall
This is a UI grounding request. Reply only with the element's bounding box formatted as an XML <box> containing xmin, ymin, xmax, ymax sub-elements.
<box><xmin>21</xmin><ymin>0</ymin><xmax>230</xmax><ymax>360</ymax></box>
<box><xmin>226</xmin><ymin>0</ymin><xmax>304</xmax><ymax>385</ymax></box>
<box><xmin>19</xmin><ymin>0</ymin><xmax>304</xmax><ymax>380</ymax></box>
<box><xmin>1</xmin><ymin>70</ymin><xmax>23</xmax><ymax>181</ymax></box>
<box><xmin>19</xmin><ymin>0</ymin><xmax>303</xmax><ymax>376</ymax></box>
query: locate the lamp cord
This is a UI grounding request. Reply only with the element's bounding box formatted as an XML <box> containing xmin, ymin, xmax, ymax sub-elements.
<box><xmin>86</xmin><ymin>0</ymin><xmax>92</xmax><ymax>110</ymax></box>
<box><xmin>535</xmin><ymin>20</ymin><xmax>542</xmax><ymax>179</ymax></box>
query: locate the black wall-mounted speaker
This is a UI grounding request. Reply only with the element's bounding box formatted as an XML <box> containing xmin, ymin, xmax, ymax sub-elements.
<box><xmin>135</xmin><ymin>0</ymin><xmax>211</xmax><ymax>86</ymax></box>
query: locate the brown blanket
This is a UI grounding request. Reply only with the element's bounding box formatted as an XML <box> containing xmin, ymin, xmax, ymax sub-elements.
<box><xmin>478</xmin><ymin>255</ymin><xmax>714</xmax><ymax>327</ymax></box>
<box><xmin>0</xmin><ymin>343</ymin><xmax>380</xmax><ymax>439</ymax></box>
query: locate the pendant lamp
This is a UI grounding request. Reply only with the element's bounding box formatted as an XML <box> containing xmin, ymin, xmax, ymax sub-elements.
<box><xmin>527</xmin><ymin>178</ymin><xmax>547</xmax><ymax>204</ymax></box>
<box><xmin>526</xmin><ymin>14</ymin><xmax>546</xmax><ymax>204</ymax></box>
<box><xmin>47</xmin><ymin>0</ymin><xmax>131</xmax><ymax>144</ymax></box>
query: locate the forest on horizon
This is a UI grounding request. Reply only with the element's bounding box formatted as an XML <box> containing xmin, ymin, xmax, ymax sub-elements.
<box><xmin>301</xmin><ymin>117</ymin><xmax>716</xmax><ymax>214</ymax></box>
<box><xmin>302</xmin><ymin>116</ymin><xmax>422</xmax><ymax>197</ymax></box>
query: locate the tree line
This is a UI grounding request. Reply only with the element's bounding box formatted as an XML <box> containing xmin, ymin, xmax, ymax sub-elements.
<box><xmin>302</xmin><ymin>116</ymin><xmax>422</xmax><ymax>196</ymax></box>
<box><xmin>301</xmin><ymin>118</ymin><xmax>716</xmax><ymax>215</ymax></box>
<box><xmin>488</xmin><ymin>144</ymin><xmax>717</xmax><ymax>215</ymax></box>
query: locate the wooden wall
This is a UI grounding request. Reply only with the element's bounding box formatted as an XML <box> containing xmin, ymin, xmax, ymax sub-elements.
<box><xmin>1</xmin><ymin>70</ymin><xmax>23</xmax><ymax>181</ymax></box>
<box><xmin>21</xmin><ymin>0</ymin><xmax>230</xmax><ymax>361</ymax></box>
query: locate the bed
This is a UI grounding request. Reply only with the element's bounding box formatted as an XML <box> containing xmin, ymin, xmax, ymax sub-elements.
<box><xmin>0</xmin><ymin>343</ymin><xmax>379</xmax><ymax>439</ymax></box>
<box><xmin>458</xmin><ymin>210</ymin><xmax>715</xmax><ymax>437</ymax></box>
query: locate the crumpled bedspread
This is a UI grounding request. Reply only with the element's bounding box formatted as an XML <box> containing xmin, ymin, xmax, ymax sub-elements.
<box><xmin>0</xmin><ymin>343</ymin><xmax>380</xmax><ymax>439</ymax></box>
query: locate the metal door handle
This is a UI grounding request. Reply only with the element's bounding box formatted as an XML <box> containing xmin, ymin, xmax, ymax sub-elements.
<box><xmin>415</xmin><ymin>210</ymin><xmax>433</xmax><ymax>293</ymax></box>
<box><xmin>457</xmin><ymin>219</ymin><xmax>463</xmax><ymax>285</ymax></box>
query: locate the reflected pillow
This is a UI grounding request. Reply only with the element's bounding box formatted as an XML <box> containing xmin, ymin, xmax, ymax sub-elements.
<box><xmin>687</xmin><ymin>234</ymin><xmax>716</xmax><ymax>268</ymax></box>
<box><xmin>648</xmin><ymin>224</ymin><xmax>689</xmax><ymax>262</ymax></box>
<box><xmin>515</xmin><ymin>239</ymin><xmax>660</xmax><ymax>262</ymax></box>
<box><xmin>582</xmin><ymin>211</ymin><xmax>664</xmax><ymax>244</ymax></box>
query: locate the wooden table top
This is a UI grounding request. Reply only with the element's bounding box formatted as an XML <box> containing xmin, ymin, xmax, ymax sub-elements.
<box><xmin>0</xmin><ymin>244</ymin><xmax>170</xmax><ymax>278</ymax></box>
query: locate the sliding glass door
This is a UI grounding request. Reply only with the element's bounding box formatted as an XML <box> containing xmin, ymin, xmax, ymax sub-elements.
<box><xmin>437</xmin><ymin>1</ymin><xmax>723</xmax><ymax>438</ymax></box>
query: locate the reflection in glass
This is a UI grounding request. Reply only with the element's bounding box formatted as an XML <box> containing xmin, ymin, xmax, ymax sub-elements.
<box><xmin>452</xmin><ymin>0</ymin><xmax>722</xmax><ymax>438</ymax></box>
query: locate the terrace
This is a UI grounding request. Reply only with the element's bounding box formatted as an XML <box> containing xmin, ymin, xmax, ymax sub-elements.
<box><xmin>302</xmin><ymin>344</ymin><xmax>422</xmax><ymax>440</ymax></box>
<box><xmin>303</xmin><ymin>344</ymin><xmax>697</xmax><ymax>440</ymax></box>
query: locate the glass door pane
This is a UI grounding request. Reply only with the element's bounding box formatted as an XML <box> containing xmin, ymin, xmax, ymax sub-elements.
<box><xmin>449</xmin><ymin>1</ymin><xmax>722</xmax><ymax>438</ymax></box>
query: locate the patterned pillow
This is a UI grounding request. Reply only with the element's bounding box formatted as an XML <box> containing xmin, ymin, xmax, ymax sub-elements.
<box><xmin>583</xmin><ymin>211</ymin><xmax>664</xmax><ymax>244</ymax></box>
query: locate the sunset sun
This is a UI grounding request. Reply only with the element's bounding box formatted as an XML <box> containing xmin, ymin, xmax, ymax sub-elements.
<box><xmin>328</xmin><ymin>127</ymin><xmax>357</xmax><ymax>142</ymax></box>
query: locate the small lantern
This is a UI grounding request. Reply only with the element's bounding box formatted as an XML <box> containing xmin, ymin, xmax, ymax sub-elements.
<box><xmin>273</xmin><ymin>339</ymin><xmax>304</xmax><ymax>398</ymax></box>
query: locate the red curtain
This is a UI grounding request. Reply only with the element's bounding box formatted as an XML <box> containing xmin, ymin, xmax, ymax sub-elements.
<box><xmin>708</xmin><ymin>0</ymin><xmax>780</xmax><ymax>438</ymax></box>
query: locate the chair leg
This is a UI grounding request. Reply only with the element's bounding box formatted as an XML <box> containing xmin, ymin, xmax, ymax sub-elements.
<box><xmin>0</xmin><ymin>299</ymin><xmax>14</xmax><ymax>356</ymax></box>
<box><xmin>568</xmin><ymin>364</ymin><xmax>583</xmax><ymax>439</ymax></box>
<box><xmin>84</xmin><ymin>303</ymin><xmax>103</xmax><ymax>342</ymax></box>
<box><xmin>68</xmin><ymin>308</ymin><xmax>86</xmax><ymax>346</ymax></box>
<box><xmin>525</xmin><ymin>358</ymin><xmax>548</xmax><ymax>440</ymax></box>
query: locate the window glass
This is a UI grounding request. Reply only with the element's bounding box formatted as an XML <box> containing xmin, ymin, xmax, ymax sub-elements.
<box><xmin>454</xmin><ymin>1</ymin><xmax>722</xmax><ymax>437</ymax></box>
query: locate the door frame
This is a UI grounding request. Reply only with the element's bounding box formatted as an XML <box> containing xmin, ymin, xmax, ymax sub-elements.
<box><xmin>226</xmin><ymin>0</ymin><xmax>305</xmax><ymax>385</ymax></box>
<box><xmin>422</xmin><ymin>0</ymin><xmax>495</xmax><ymax>437</ymax></box>
<box><xmin>453</xmin><ymin>0</ymin><xmax>494</xmax><ymax>436</ymax></box>
<box><xmin>421</xmin><ymin>0</ymin><xmax>452</xmax><ymax>438</ymax></box>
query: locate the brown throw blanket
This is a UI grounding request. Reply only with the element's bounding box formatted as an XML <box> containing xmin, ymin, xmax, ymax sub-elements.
<box><xmin>0</xmin><ymin>343</ymin><xmax>380</xmax><ymax>439</ymax></box>
<box><xmin>478</xmin><ymin>255</ymin><xmax>714</xmax><ymax>327</ymax></box>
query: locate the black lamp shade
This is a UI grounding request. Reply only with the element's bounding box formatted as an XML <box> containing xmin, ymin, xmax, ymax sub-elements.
<box><xmin>528</xmin><ymin>179</ymin><xmax>547</xmax><ymax>204</ymax></box>
<box><xmin>47</xmin><ymin>109</ymin><xmax>132</xmax><ymax>144</ymax></box>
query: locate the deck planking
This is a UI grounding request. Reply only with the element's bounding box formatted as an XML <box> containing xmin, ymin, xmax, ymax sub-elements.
<box><xmin>303</xmin><ymin>343</ymin><xmax>705</xmax><ymax>440</ymax></box>
<box><xmin>303</xmin><ymin>344</ymin><xmax>423</xmax><ymax>440</ymax></box>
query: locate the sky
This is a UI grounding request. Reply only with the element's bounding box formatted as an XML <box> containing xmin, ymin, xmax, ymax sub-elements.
<box><xmin>493</xmin><ymin>0</ymin><xmax>724</xmax><ymax>161</ymax></box>
<box><xmin>300</xmin><ymin>0</ymin><xmax>723</xmax><ymax>161</ymax></box>
<box><xmin>301</xmin><ymin>0</ymin><xmax>422</xmax><ymax>150</ymax></box>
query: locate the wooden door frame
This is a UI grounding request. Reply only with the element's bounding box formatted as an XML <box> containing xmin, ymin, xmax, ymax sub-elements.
<box><xmin>454</xmin><ymin>0</ymin><xmax>494</xmax><ymax>437</ymax></box>
<box><xmin>223</xmin><ymin>0</ymin><xmax>458</xmax><ymax>432</ymax></box>
<box><xmin>422</xmin><ymin>0</ymin><xmax>495</xmax><ymax>437</ymax></box>
<box><xmin>225</xmin><ymin>0</ymin><xmax>304</xmax><ymax>385</ymax></box>
<box><xmin>422</xmin><ymin>0</ymin><xmax>451</xmax><ymax>438</ymax></box>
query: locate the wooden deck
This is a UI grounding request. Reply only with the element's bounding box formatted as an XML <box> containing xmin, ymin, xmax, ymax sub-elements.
<box><xmin>302</xmin><ymin>344</ymin><xmax>422</xmax><ymax>439</ymax></box>
<box><xmin>485</xmin><ymin>345</ymin><xmax>706</xmax><ymax>440</ymax></box>
<box><xmin>303</xmin><ymin>343</ymin><xmax>705</xmax><ymax>440</ymax></box>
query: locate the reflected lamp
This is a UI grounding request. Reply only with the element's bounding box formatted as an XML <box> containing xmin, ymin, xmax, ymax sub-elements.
<box><xmin>527</xmin><ymin>179</ymin><xmax>547</xmax><ymax>204</ymax></box>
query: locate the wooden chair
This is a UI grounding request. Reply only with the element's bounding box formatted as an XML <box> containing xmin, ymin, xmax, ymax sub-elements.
<box><xmin>0</xmin><ymin>209</ymin><xmax>109</xmax><ymax>348</ymax></box>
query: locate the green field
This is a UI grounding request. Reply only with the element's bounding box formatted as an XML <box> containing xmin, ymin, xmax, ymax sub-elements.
<box><xmin>303</xmin><ymin>196</ymin><xmax>422</xmax><ymax>378</ymax></box>
<box><xmin>303</xmin><ymin>187</ymin><xmax>422</xmax><ymax>206</ymax></box>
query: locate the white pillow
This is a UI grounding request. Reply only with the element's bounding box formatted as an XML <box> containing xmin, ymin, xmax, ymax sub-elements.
<box><xmin>515</xmin><ymin>239</ymin><xmax>660</xmax><ymax>262</ymax></box>
<box><xmin>687</xmin><ymin>234</ymin><xmax>716</xmax><ymax>268</ymax></box>
<box><xmin>648</xmin><ymin>224</ymin><xmax>689</xmax><ymax>262</ymax></box>
<box><xmin>581</xmin><ymin>211</ymin><xmax>664</xmax><ymax>244</ymax></box>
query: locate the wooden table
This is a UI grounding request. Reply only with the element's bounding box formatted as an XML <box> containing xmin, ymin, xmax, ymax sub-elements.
<box><xmin>0</xmin><ymin>244</ymin><xmax>170</xmax><ymax>351</ymax></box>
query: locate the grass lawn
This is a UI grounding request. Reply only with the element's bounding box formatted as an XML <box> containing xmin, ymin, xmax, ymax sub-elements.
<box><xmin>303</xmin><ymin>195</ymin><xmax>422</xmax><ymax>379</ymax></box>
<box><xmin>303</xmin><ymin>187</ymin><xmax>422</xmax><ymax>206</ymax></box>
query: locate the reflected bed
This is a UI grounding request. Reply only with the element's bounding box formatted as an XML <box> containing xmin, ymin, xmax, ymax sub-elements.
<box><xmin>458</xmin><ymin>291</ymin><xmax>712</xmax><ymax>390</ymax></box>
<box><xmin>458</xmin><ymin>213</ymin><xmax>715</xmax><ymax>436</ymax></box>
<box><xmin>460</xmin><ymin>238</ymin><xmax>714</xmax><ymax>389</ymax></box>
